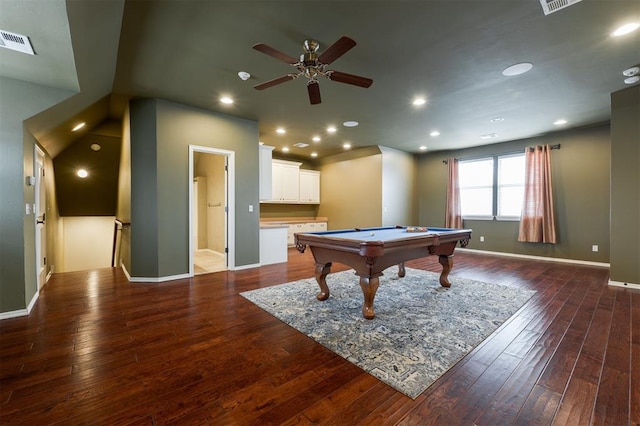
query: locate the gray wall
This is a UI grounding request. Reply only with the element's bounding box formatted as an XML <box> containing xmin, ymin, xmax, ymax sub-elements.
<box><xmin>610</xmin><ymin>86</ymin><xmax>640</xmax><ymax>284</ymax></box>
<box><xmin>0</xmin><ymin>77</ymin><xmax>74</xmax><ymax>312</ymax></box>
<box><xmin>127</xmin><ymin>99</ymin><xmax>260</xmax><ymax>278</ymax></box>
<box><xmin>417</xmin><ymin>124</ymin><xmax>611</xmax><ymax>263</ymax></box>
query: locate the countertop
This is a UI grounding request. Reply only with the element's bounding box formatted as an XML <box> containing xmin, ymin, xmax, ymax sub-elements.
<box><xmin>260</xmin><ymin>217</ymin><xmax>328</xmax><ymax>225</ymax></box>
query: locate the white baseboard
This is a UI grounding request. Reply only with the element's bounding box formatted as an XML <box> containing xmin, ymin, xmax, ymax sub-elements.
<box><xmin>0</xmin><ymin>308</ymin><xmax>28</xmax><ymax>320</ymax></box>
<box><xmin>121</xmin><ymin>263</ymin><xmax>191</xmax><ymax>283</ymax></box>
<box><xmin>27</xmin><ymin>290</ymin><xmax>39</xmax><ymax>313</ymax></box>
<box><xmin>608</xmin><ymin>280</ymin><xmax>640</xmax><ymax>290</ymax></box>
<box><xmin>457</xmin><ymin>248</ymin><xmax>610</xmax><ymax>268</ymax></box>
<box><xmin>232</xmin><ymin>262</ymin><xmax>260</xmax><ymax>271</ymax></box>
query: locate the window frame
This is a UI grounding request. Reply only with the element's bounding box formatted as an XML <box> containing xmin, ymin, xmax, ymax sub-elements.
<box><xmin>459</xmin><ymin>152</ymin><xmax>525</xmax><ymax>221</ymax></box>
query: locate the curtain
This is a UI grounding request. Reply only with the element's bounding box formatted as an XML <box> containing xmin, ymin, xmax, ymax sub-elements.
<box><xmin>445</xmin><ymin>158</ymin><xmax>463</xmax><ymax>229</ymax></box>
<box><xmin>518</xmin><ymin>145</ymin><xmax>557</xmax><ymax>243</ymax></box>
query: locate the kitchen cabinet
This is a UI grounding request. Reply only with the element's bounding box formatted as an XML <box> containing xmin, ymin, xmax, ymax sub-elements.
<box><xmin>259</xmin><ymin>145</ymin><xmax>274</xmax><ymax>200</ymax></box>
<box><xmin>271</xmin><ymin>160</ymin><xmax>301</xmax><ymax>202</ymax></box>
<box><xmin>299</xmin><ymin>170</ymin><xmax>320</xmax><ymax>203</ymax></box>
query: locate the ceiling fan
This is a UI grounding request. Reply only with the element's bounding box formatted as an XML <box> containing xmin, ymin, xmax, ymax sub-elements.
<box><xmin>252</xmin><ymin>36</ymin><xmax>373</xmax><ymax>105</ymax></box>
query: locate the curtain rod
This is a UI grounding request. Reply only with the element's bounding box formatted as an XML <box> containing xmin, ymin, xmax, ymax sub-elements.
<box><xmin>442</xmin><ymin>143</ymin><xmax>561</xmax><ymax>164</ymax></box>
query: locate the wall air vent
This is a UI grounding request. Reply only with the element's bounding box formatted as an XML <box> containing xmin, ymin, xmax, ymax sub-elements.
<box><xmin>0</xmin><ymin>29</ymin><xmax>35</xmax><ymax>55</ymax></box>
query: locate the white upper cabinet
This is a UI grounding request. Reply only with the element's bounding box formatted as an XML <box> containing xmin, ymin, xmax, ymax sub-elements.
<box><xmin>271</xmin><ymin>160</ymin><xmax>301</xmax><ymax>202</ymax></box>
<box><xmin>259</xmin><ymin>145</ymin><xmax>274</xmax><ymax>200</ymax></box>
<box><xmin>299</xmin><ymin>170</ymin><xmax>320</xmax><ymax>203</ymax></box>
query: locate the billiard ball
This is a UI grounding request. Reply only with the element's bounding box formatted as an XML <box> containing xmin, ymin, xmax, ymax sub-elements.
<box><xmin>370</xmin><ymin>231</ymin><xmax>375</xmax><ymax>236</ymax></box>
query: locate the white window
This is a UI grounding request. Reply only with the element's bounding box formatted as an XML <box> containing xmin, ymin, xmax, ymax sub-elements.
<box><xmin>459</xmin><ymin>153</ymin><xmax>525</xmax><ymax>220</ymax></box>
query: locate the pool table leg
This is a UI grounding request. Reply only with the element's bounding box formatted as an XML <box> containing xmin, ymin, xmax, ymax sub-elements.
<box><xmin>314</xmin><ymin>262</ymin><xmax>332</xmax><ymax>301</ymax></box>
<box><xmin>438</xmin><ymin>255</ymin><xmax>453</xmax><ymax>288</ymax></box>
<box><xmin>359</xmin><ymin>275</ymin><xmax>381</xmax><ymax>320</ymax></box>
<box><xmin>397</xmin><ymin>262</ymin><xmax>406</xmax><ymax>278</ymax></box>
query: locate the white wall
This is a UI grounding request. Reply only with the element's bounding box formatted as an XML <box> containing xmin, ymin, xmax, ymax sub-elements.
<box><xmin>62</xmin><ymin>216</ymin><xmax>115</xmax><ymax>272</ymax></box>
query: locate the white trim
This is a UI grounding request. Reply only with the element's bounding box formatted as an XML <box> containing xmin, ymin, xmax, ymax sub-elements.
<box><xmin>27</xmin><ymin>290</ymin><xmax>39</xmax><ymax>313</ymax></box>
<box><xmin>457</xmin><ymin>248</ymin><xmax>610</xmax><ymax>268</ymax></box>
<box><xmin>128</xmin><ymin>273</ymin><xmax>191</xmax><ymax>283</ymax></box>
<box><xmin>188</xmin><ymin>145</ymin><xmax>235</xmax><ymax>277</ymax></box>
<box><xmin>0</xmin><ymin>308</ymin><xmax>29</xmax><ymax>320</ymax></box>
<box><xmin>231</xmin><ymin>262</ymin><xmax>260</xmax><ymax>271</ymax></box>
<box><xmin>121</xmin><ymin>263</ymin><xmax>190</xmax><ymax>283</ymax></box>
<box><xmin>1</xmin><ymin>290</ymin><xmax>41</xmax><ymax>319</ymax></box>
<box><xmin>608</xmin><ymin>280</ymin><xmax>640</xmax><ymax>290</ymax></box>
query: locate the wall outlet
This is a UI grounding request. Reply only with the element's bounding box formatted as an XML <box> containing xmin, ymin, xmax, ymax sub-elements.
<box><xmin>592</xmin><ymin>245</ymin><xmax>598</xmax><ymax>252</ymax></box>
<box><xmin>480</xmin><ymin>236</ymin><xmax>485</xmax><ymax>242</ymax></box>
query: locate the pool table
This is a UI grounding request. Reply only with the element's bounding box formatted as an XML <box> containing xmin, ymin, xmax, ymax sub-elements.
<box><xmin>295</xmin><ymin>226</ymin><xmax>472</xmax><ymax>319</ymax></box>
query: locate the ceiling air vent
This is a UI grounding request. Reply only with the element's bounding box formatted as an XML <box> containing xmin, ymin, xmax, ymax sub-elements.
<box><xmin>0</xmin><ymin>29</ymin><xmax>35</xmax><ymax>55</ymax></box>
<box><xmin>539</xmin><ymin>0</ymin><xmax>583</xmax><ymax>15</ymax></box>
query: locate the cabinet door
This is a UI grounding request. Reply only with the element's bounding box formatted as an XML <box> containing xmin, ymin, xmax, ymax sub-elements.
<box><xmin>280</xmin><ymin>165</ymin><xmax>300</xmax><ymax>201</ymax></box>
<box><xmin>299</xmin><ymin>170</ymin><xmax>320</xmax><ymax>203</ymax></box>
<box><xmin>271</xmin><ymin>163</ymin><xmax>284</xmax><ymax>200</ymax></box>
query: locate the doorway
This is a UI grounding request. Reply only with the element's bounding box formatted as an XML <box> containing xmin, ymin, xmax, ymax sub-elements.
<box><xmin>34</xmin><ymin>146</ymin><xmax>47</xmax><ymax>290</ymax></box>
<box><xmin>189</xmin><ymin>146</ymin><xmax>235</xmax><ymax>275</ymax></box>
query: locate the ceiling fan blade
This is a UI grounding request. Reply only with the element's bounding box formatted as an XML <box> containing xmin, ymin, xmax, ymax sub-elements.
<box><xmin>328</xmin><ymin>71</ymin><xmax>373</xmax><ymax>88</ymax></box>
<box><xmin>254</xmin><ymin>75</ymin><xmax>295</xmax><ymax>90</ymax></box>
<box><xmin>308</xmin><ymin>81</ymin><xmax>321</xmax><ymax>105</ymax></box>
<box><xmin>318</xmin><ymin>36</ymin><xmax>357</xmax><ymax>65</ymax></box>
<box><xmin>253</xmin><ymin>43</ymin><xmax>298</xmax><ymax>64</ymax></box>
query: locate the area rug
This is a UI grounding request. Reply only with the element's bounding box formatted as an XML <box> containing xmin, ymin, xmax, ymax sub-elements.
<box><xmin>240</xmin><ymin>267</ymin><xmax>536</xmax><ymax>399</ymax></box>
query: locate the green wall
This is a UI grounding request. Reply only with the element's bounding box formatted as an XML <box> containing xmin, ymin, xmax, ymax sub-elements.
<box><xmin>417</xmin><ymin>124</ymin><xmax>611</xmax><ymax>263</ymax></box>
<box><xmin>127</xmin><ymin>99</ymin><xmax>260</xmax><ymax>279</ymax></box>
<box><xmin>610</xmin><ymin>86</ymin><xmax>640</xmax><ymax>284</ymax></box>
<box><xmin>0</xmin><ymin>77</ymin><xmax>74</xmax><ymax>313</ymax></box>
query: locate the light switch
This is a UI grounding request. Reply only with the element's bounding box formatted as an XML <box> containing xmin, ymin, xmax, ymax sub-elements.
<box><xmin>25</xmin><ymin>203</ymin><xmax>31</xmax><ymax>215</ymax></box>
<box><xmin>249</xmin><ymin>204</ymin><xmax>254</xmax><ymax>212</ymax></box>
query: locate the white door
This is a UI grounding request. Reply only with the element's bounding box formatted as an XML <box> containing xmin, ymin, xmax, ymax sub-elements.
<box><xmin>35</xmin><ymin>147</ymin><xmax>47</xmax><ymax>289</ymax></box>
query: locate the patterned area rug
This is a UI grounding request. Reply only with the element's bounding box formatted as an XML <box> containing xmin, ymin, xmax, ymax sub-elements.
<box><xmin>241</xmin><ymin>267</ymin><xmax>536</xmax><ymax>399</ymax></box>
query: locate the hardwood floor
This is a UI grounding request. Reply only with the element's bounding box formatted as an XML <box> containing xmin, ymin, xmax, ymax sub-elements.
<box><xmin>1</xmin><ymin>249</ymin><xmax>638</xmax><ymax>425</ymax></box>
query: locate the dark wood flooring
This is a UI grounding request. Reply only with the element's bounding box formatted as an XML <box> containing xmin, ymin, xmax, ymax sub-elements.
<box><xmin>1</xmin><ymin>249</ymin><xmax>638</xmax><ymax>425</ymax></box>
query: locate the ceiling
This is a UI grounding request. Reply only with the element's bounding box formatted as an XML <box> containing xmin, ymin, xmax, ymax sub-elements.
<box><xmin>1</xmin><ymin>0</ymin><xmax>639</xmax><ymax>159</ymax></box>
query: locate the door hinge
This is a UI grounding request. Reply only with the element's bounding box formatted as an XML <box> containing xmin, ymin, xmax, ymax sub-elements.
<box><xmin>224</xmin><ymin>247</ymin><xmax>228</xmax><ymax>253</ymax></box>
<box><xmin>43</xmin><ymin>257</ymin><xmax>46</xmax><ymax>265</ymax></box>
<box><xmin>224</xmin><ymin>206</ymin><xmax>228</xmax><ymax>213</ymax></box>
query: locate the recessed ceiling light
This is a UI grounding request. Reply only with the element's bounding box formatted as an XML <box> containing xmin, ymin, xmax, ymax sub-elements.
<box><xmin>502</xmin><ymin>62</ymin><xmax>533</xmax><ymax>77</ymax></box>
<box><xmin>282</xmin><ymin>146</ymin><xmax>289</xmax><ymax>152</ymax></box>
<box><xmin>413</xmin><ymin>97</ymin><xmax>426</xmax><ymax>106</ymax></box>
<box><xmin>343</xmin><ymin>121</ymin><xmax>359</xmax><ymax>127</ymax></box>
<box><xmin>72</xmin><ymin>122</ymin><xmax>85</xmax><ymax>132</ymax></box>
<box><xmin>276</xmin><ymin>127</ymin><xmax>286</xmax><ymax>134</ymax></box>
<box><xmin>490</xmin><ymin>117</ymin><xmax>505</xmax><ymax>122</ymax></box>
<box><xmin>430</xmin><ymin>131</ymin><xmax>440</xmax><ymax>137</ymax></box>
<box><xmin>553</xmin><ymin>119</ymin><xmax>567</xmax><ymax>125</ymax></box>
<box><xmin>311</xmin><ymin>152</ymin><xmax>318</xmax><ymax>157</ymax></box>
<box><xmin>327</xmin><ymin>126</ymin><xmax>337</xmax><ymax>133</ymax></box>
<box><xmin>312</xmin><ymin>135</ymin><xmax>321</xmax><ymax>142</ymax></box>
<box><xmin>77</xmin><ymin>169</ymin><xmax>88</xmax><ymax>178</ymax></box>
<box><xmin>480</xmin><ymin>133</ymin><xmax>499</xmax><ymax>140</ymax></box>
<box><xmin>611</xmin><ymin>23</ymin><xmax>640</xmax><ymax>37</ymax></box>
<box><xmin>237</xmin><ymin>71</ymin><xmax>251</xmax><ymax>80</ymax></box>
<box><xmin>90</xmin><ymin>143</ymin><xmax>101</xmax><ymax>151</ymax></box>
<box><xmin>419</xmin><ymin>146</ymin><xmax>427</xmax><ymax>151</ymax></box>
<box><xmin>220</xmin><ymin>96</ymin><xmax>233</xmax><ymax>105</ymax></box>
<box><xmin>343</xmin><ymin>142</ymin><xmax>351</xmax><ymax>149</ymax></box>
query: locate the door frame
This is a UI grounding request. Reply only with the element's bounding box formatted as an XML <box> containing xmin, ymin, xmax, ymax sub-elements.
<box><xmin>34</xmin><ymin>145</ymin><xmax>47</xmax><ymax>290</ymax></box>
<box><xmin>188</xmin><ymin>145</ymin><xmax>235</xmax><ymax>275</ymax></box>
